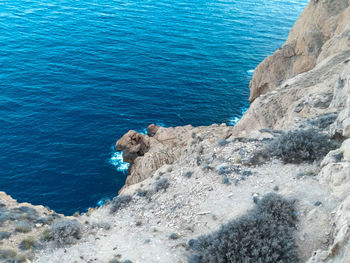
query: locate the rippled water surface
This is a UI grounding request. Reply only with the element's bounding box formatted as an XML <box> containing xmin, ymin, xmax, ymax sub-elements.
<box><xmin>0</xmin><ymin>0</ymin><xmax>308</xmax><ymax>214</ymax></box>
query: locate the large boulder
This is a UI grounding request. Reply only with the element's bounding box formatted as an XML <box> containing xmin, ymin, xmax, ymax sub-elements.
<box><xmin>115</xmin><ymin>130</ymin><xmax>151</xmax><ymax>164</ymax></box>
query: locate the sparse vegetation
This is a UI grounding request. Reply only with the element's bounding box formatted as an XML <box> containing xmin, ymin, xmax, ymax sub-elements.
<box><xmin>233</xmin><ymin>156</ymin><xmax>242</xmax><ymax>164</ymax></box>
<box><xmin>19</xmin><ymin>236</ymin><xmax>36</xmax><ymax>250</ymax></box>
<box><xmin>305</xmin><ymin>170</ymin><xmax>317</xmax><ymax>176</ymax></box>
<box><xmin>216</xmin><ymin>165</ymin><xmax>230</xmax><ymax>175</ymax></box>
<box><xmin>314</xmin><ymin>201</ymin><xmax>322</xmax><ymax>206</ymax></box>
<box><xmin>308</xmin><ymin>113</ymin><xmax>338</xmax><ymax>129</ymax></box>
<box><xmin>11</xmin><ymin>206</ymin><xmax>38</xmax><ymax>221</ymax></box>
<box><xmin>137</xmin><ymin>189</ymin><xmax>148</xmax><ymax>197</ymax></box>
<box><xmin>15</xmin><ymin>254</ymin><xmax>27</xmax><ymax>263</ymax></box>
<box><xmin>188</xmin><ymin>193</ymin><xmax>298</xmax><ymax>263</ymax></box>
<box><xmin>41</xmin><ymin>229</ymin><xmax>52</xmax><ymax>241</ymax></box>
<box><xmin>185</xmin><ymin>226</ymin><xmax>195</xmax><ymax>232</ymax></box>
<box><xmin>169</xmin><ymin>233</ymin><xmax>179</xmax><ymax>240</ymax></box>
<box><xmin>110</xmin><ymin>195</ymin><xmax>132</xmax><ymax>214</ymax></box>
<box><xmin>0</xmin><ymin>249</ymin><xmax>17</xmax><ymax>260</ymax></box>
<box><xmin>15</xmin><ymin>221</ymin><xmax>32</xmax><ymax>233</ymax></box>
<box><xmin>241</xmin><ymin>170</ymin><xmax>252</xmax><ymax>177</ymax></box>
<box><xmin>0</xmin><ymin>213</ymin><xmax>9</xmax><ymax>226</ymax></box>
<box><xmin>50</xmin><ymin>219</ymin><xmax>83</xmax><ymax>246</ymax></box>
<box><xmin>188</xmin><ymin>254</ymin><xmax>202</xmax><ymax>263</ymax></box>
<box><xmin>0</xmin><ymin>231</ymin><xmax>11</xmax><ymax>240</ymax></box>
<box><xmin>261</xmin><ymin>129</ymin><xmax>339</xmax><ymax>164</ymax></box>
<box><xmin>222</xmin><ymin>177</ymin><xmax>231</xmax><ymax>185</ymax></box>
<box><xmin>185</xmin><ymin>171</ymin><xmax>193</xmax><ymax>178</ymax></box>
<box><xmin>155</xmin><ymin>178</ymin><xmax>170</xmax><ymax>192</ymax></box>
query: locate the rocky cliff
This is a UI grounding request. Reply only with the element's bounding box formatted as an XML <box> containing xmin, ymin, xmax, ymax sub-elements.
<box><xmin>1</xmin><ymin>0</ymin><xmax>350</xmax><ymax>262</ymax></box>
<box><xmin>249</xmin><ymin>0</ymin><xmax>350</xmax><ymax>102</ymax></box>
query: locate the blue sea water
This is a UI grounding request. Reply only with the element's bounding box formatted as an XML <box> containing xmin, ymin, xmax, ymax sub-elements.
<box><xmin>0</xmin><ymin>0</ymin><xmax>308</xmax><ymax>215</ymax></box>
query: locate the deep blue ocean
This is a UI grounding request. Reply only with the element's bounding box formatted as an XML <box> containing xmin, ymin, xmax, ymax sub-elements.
<box><xmin>0</xmin><ymin>0</ymin><xmax>308</xmax><ymax>215</ymax></box>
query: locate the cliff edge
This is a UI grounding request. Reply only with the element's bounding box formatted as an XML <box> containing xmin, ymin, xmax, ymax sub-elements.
<box><xmin>1</xmin><ymin>0</ymin><xmax>350</xmax><ymax>262</ymax></box>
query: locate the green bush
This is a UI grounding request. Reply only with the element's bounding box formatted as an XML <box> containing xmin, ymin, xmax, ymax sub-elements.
<box><xmin>15</xmin><ymin>221</ymin><xmax>32</xmax><ymax>233</ymax></box>
<box><xmin>50</xmin><ymin>219</ymin><xmax>83</xmax><ymax>247</ymax></box>
<box><xmin>188</xmin><ymin>193</ymin><xmax>298</xmax><ymax>263</ymax></box>
<box><xmin>263</xmin><ymin>129</ymin><xmax>339</xmax><ymax>163</ymax></box>
<box><xmin>110</xmin><ymin>195</ymin><xmax>132</xmax><ymax>214</ymax></box>
<box><xmin>154</xmin><ymin>178</ymin><xmax>170</xmax><ymax>192</ymax></box>
<box><xmin>41</xmin><ymin>229</ymin><xmax>52</xmax><ymax>241</ymax></box>
<box><xmin>0</xmin><ymin>231</ymin><xmax>11</xmax><ymax>240</ymax></box>
<box><xmin>19</xmin><ymin>236</ymin><xmax>36</xmax><ymax>250</ymax></box>
<box><xmin>0</xmin><ymin>249</ymin><xmax>17</xmax><ymax>260</ymax></box>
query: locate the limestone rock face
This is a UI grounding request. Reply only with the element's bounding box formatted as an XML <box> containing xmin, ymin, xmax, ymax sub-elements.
<box><xmin>234</xmin><ymin>51</ymin><xmax>350</xmax><ymax>137</ymax></box>
<box><xmin>116</xmin><ymin>124</ymin><xmax>234</xmax><ymax>190</ymax></box>
<box><xmin>341</xmin><ymin>139</ymin><xmax>350</xmax><ymax>161</ymax></box>
<box><xmin>330</xmin><ymin>62</ymin><xmax>350</xmax><ymax>138</ymax></box>
<box><xmin>249</xmin><ymin>0</ymin><xmax>350</xmax><ymax>102</ymax></box>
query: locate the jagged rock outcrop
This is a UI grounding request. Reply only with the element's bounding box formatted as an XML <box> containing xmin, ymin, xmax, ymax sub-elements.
<box><xmin>330</xmin><ymin>63</ymin><xmax>350</xmax><ymax>138</ymax></box>
<box><xmin>115</xmin><ymin>130</ymin><xmax>152</xmax><ymax>165</ymax></box>
<box><xmin>233</xmin><ymin>51</ymin><xmax>350</xmax><ymax>137</ymax></box>
<box><xmin>305</xmin><ymin>62</ymin><xmax>350</xmax><ymax>263</ymax></box>
<box><xmin>249</xmin><ymin>0</ymin><xmax>350</xmax><ymax>102</ymax></box>
<box><xmin>116</xmin><ymin>124</ymin><xmax>234</xmax><ymax>189</ymax></box>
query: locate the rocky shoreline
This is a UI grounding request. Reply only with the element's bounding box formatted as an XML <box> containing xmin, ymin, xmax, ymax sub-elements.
<box><xmin>1</xmin><ymin>0</ymin><xmax>350</xmax><ymax>262</ymax></box>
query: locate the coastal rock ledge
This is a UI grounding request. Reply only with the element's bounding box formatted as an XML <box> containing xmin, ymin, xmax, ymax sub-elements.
<box><xmin>1</xmin><ymin>0</ymin><xmax>350</xmax><ymax>262</ymax></box>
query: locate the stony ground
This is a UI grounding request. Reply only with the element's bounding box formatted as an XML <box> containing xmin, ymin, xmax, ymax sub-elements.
<box><xmin>31</xmin><ymin>130</ymin><xmax>343</xmax><ymax>263</ymax></box>
<box><xmin>0</xmin><ymin>192</ymin><xmax>63</xmax><ymax>262</ymax></box>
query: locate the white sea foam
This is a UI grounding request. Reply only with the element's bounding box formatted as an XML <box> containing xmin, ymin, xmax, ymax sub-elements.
<box><xmin>228</xmin><ymin>107</ymin><xmax>248</xmax><ymax>126</ymax></box>
<box><xmin>97</xmin><ymin>197</ymin><xmax>110</xmax><ymax>207</ymax></box>
<box><xmin>137</xmin><ymin>122</ymin><xmax>167</xmax><ymax>135</ymax></box>
<box><xmin>247</xmin><ymin>69</ymin><xmax>254</xmax><ymax>75</ymax></box>
<box><xmin>156</xmin><ymin>122</ymin><xmax>166</xmax><ymax>127</ymax></box>
<box><xmin>137</xmin><ymin>127</ymin><xmax>148</xmax><ymax>135</ymax></box>
<box><xmin>229</xmin><ymin>116</ymin><xmax>241</xmax><ymax>126</ymax></box>
<box><xmin>110</xmin><ymin>124</ymin><xmax>167</xmax><ymax>173</ymax></box>
<box><xmin>110</xmin><ymin>151</ymin><xmax>130</xmax><ymax>173</ymax></box>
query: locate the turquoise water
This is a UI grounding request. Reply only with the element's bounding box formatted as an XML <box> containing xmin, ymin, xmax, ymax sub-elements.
<box><xmin>0</xmin><ymin>0</ymin><xmax>308</xmax><ymax>214</ymax></box>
